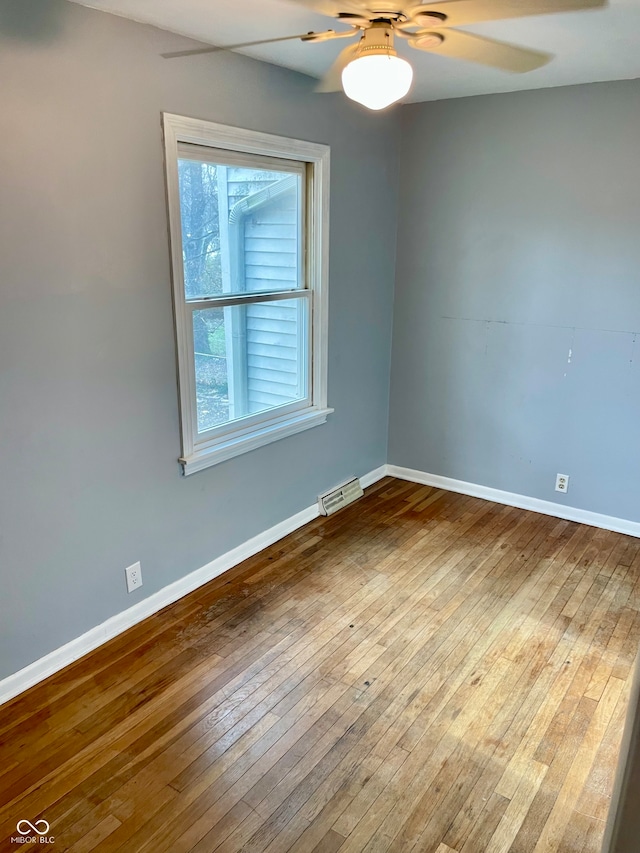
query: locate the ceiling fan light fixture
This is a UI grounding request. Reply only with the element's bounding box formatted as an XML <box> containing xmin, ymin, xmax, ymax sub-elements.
<box><xmin>342</xmin><ymin>53</ymin><xmax>413</xmax><ymax>110</ymax></box>
<box><xmin>341</xmin><ymin>25</ymin><xmax>414</xmax><ymax>111</ymax></box>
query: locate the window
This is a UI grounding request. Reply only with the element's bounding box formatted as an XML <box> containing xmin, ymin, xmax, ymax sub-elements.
<box><xmin>163</xmin><ymin>114</ymin><xmax>332</xmax><ymax>474</ymax></box>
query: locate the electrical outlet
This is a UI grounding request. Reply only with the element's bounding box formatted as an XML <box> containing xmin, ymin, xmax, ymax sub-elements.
<box><xmin>125</xmin><ymin>561</ymin><xmax>143</xmax><ymax>593</ymax></box>
<box><xmin>555</xmin><ymin>473</ymin><xmax>569</xmax><ymax>494</ymax></box>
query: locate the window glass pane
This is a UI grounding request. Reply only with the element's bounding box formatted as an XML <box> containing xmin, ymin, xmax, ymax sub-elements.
<box><xmin>178</xmin><ymin>159</ymin><xmax>302</xmax><ymax>300</ymax></box>
<box><xmin>193</xmin><ymin>297</ymin><xmax>308</xmax><ymax>434</ymax></box>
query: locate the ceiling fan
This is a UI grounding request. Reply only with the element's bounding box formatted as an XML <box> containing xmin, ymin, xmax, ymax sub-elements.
<box><xmin>163</xmin><ymin>0</ymin><xmax>608</xmax><ymax>110</ymax></box>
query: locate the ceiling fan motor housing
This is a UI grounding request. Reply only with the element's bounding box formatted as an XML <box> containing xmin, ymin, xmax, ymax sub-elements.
<box><xmin>356</xmin><ymin>21</ymin><xmax>397</xmax><ymax>56</ymax></box>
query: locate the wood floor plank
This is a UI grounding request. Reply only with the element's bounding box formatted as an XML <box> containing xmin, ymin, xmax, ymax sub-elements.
<box><xmin>485</xmin><ymin>761</ymin><xmax>548</xmax><ymax>853</ymax></box>
<box><xmin>532</xmin><ymin>675</ymin><xmax>625</xmax><ymax>853</ymax></box>
<box><xmin>509</xmin><ymin>694</ymin><xmax>596</xmax><ymax>853</ymax></box>
<box><xmin>311</xmin><ymin>828</ymin><xmax>348</xmax><ymax>853</ymax></box>
<box><xmin>575</xmin><ymin>679</ymin><xmax>630</xmax><ymax>822</ymax></box>
<box><xmin>459</xmin><ymin>792</ymin><xmax>510</xmax><ymax>853</ymax></box>
<box><xmin>1</xmin><ymin>481</ymin><xmax>638</xmax><ymax>853</ymax></box>
<box><xmin>65</xmin><ymin>813</ymin><xmax>122</xmax><ymax>853</ymax></box>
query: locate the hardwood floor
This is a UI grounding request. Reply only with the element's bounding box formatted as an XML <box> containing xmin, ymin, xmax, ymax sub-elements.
<box><xmin>1</xmin><ymin>478</ymin><xmax>638</xmax><ymax>853</ymax></box>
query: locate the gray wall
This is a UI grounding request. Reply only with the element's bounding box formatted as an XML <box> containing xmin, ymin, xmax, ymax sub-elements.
<box><xmin>389</xmin><ymin>81</ymin><xmax>640</xmax><ymax>522</ymax></box>
<box><xmin>0</xmin><ymin>0</ymin><xmax>398</xmax><ymax>680</ymax></box>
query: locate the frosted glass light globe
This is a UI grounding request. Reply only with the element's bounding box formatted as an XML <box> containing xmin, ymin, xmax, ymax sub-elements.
<box><xmin>341</xmin><ymin>54</ymin><xmax>413</xmax><ymax>111</ymax></box>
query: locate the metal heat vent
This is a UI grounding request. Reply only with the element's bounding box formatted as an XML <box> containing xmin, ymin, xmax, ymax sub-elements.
<box><xmin>318</xmin><ymin>477</ymin><xmax>364</xmax><ymax>516</ymax></box>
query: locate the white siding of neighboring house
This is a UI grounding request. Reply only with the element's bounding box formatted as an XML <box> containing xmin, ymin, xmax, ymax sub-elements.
<box><xmin>244</xmin><ymin>192</ymin><xmax>301</xmax><ymax>414</ymax></box>
<box><xmin>223</xmin><ymin>169</ymin><xmax>303</xmax><ymax>417</ymax></box>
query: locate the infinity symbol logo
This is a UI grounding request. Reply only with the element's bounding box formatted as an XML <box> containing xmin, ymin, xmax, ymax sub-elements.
<box><xmin>17</xmin><ymin>819</ymin><xmax>50</xmax><ymax>836</ymax></box>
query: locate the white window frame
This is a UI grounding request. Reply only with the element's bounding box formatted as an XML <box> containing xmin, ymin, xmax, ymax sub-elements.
<box><xmin>163</xmin><ymin>113</ymin><xmax>332</xmax><ymax>475</ymax></box>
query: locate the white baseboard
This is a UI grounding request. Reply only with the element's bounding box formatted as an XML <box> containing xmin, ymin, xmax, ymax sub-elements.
<box><xmin>387</xmin><ymin>465</ymin><xmax>640</xmax><ymax>540</ymax></box>
<box><xmin>360</xmin><ymin>465</ymin><xmax>388</xmax><ymax>489</ymax></box>
<box><xmin>0</xmin><ymin>465</ymin><xmax>388</xmax><ymax>707</ymax></box>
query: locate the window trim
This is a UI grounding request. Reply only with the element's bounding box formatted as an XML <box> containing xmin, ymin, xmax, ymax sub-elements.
<box><xmin>162</xmin><ymin>113</ymin><xmax>332</xmax><ymax>475</ymax></box>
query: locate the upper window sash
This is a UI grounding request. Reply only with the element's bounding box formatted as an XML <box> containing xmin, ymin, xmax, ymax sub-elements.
<box><xmin>177</xmin><ymin>142</ymin><xmax>307</xmax><ymax>176</ymax></box>
<box><xmin>177</xmin><ymin>143</ymin><xmax>307</xmax><ymax>302</ymax></box>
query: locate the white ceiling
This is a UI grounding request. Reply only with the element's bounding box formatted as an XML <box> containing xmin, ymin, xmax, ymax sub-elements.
<box><xmin>68</xmin><ymin>0</ymin><xmax>640</xmax><ymax>103</ymax></box>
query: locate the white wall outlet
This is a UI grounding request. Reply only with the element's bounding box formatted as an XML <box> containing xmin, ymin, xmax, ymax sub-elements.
<box><xmin>555</xmin><ymin>473</ymin><xmax>569</xmax><ymax>494</ymax></box>
<box><xmin>125</xmin><ymin>561</ymin><xmax>143</xmax><ymax>593</ymax></box>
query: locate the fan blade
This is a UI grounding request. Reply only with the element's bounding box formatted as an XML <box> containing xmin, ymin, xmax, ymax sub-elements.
<box><xmin>409</xmin><ymin>28</ymin><xmax>551</xmax><ymax>72</ymax></box>
<box><xmin>408</xmin><ymin>0</ymin><xmax>606</xmax><ymax>28</ymax></box>
<box><xmin>162</xmin><ymin>30</ymin><xmax>345</xmax><ymax>59</ymax></box>
<box><xmin>315</xmin><ymin>43</ymin><xmax>360</xmax><ymax>92</ymax></box>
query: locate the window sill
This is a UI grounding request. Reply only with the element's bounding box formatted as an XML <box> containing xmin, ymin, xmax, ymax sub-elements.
<box><xmin>179</xmin><ymin>407</ymin><xmax>334</xmax><ymax>475</ymax></box>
